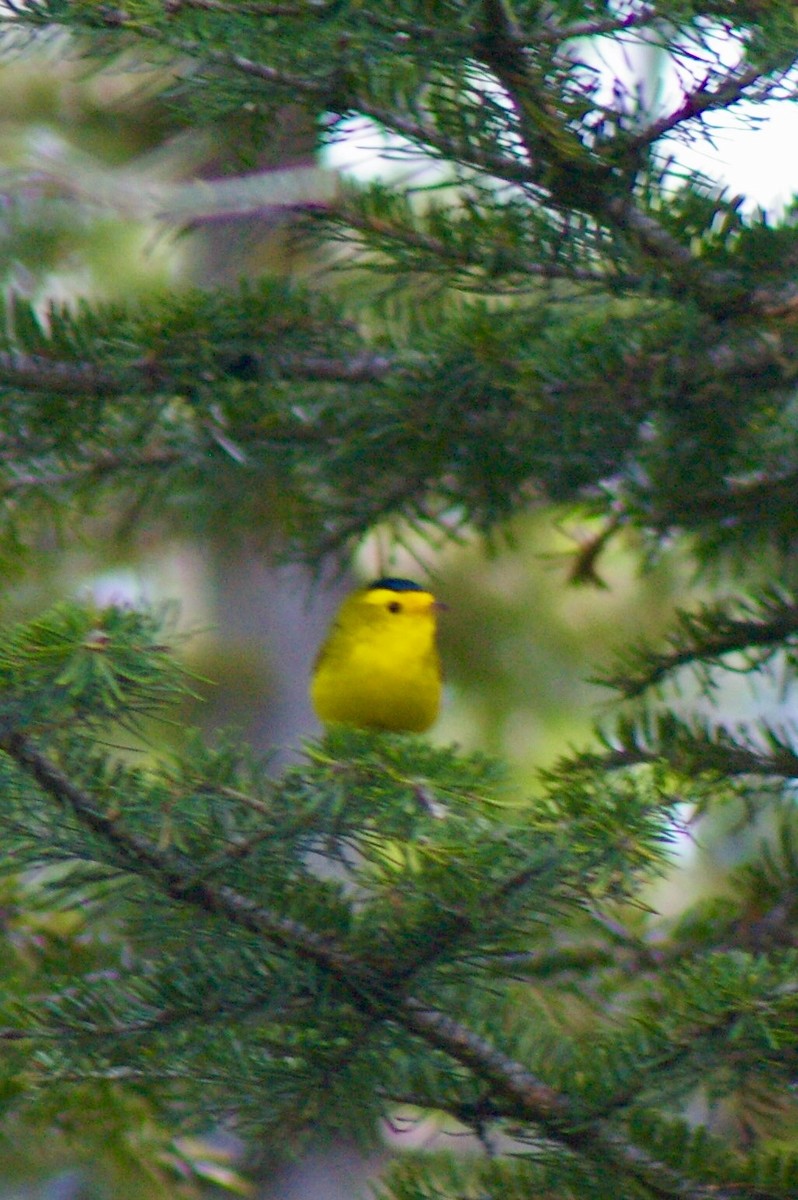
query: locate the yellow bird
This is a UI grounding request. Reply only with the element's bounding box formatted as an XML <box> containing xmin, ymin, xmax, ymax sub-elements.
<box><xmin>310</xmin><ymin>577</ymin><xmax>444</xmax><ymax>732</ymax></box>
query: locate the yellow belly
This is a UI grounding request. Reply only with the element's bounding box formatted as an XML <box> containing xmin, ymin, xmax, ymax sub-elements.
<box><xmin>311</xmin><ymin>640</ymin><xmax>441</xmax><ymax>732</ymax></box>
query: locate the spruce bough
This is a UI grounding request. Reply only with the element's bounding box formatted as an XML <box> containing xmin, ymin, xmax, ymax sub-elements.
<box><xmin>0</xmin><ymin>3</ymin><xmax>797</xmax><ymax>1197</ymax></box>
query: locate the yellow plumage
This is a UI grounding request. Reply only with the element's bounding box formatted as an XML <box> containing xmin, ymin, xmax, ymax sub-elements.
<box><xmin>310</xmin><ymin>578</ymin><xmax>443</xmax><ymax>732</ymax></box>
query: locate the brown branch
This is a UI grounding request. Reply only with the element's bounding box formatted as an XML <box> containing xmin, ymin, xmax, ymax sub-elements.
<box><xmin>330</xmin><ymin>204</ymin><xmax>641</xmax><ymax>288</ymax></box>
<box><xmin>551</xmin><ymin>7</ymin><xmax>661</xmax><ymax>42</ymax></box>
<box><xmin>101</xmin><ymin>10</ymin><xmax>539</xmax><ymax>186</ymax></box>
<box><xmin>0</xmin><ymin>344</ymin><xmax>400</xmax><ymax>394</ymax></box>
<box><xmin>612</xmin><ymin>604</ymin><xmax>798</xmax><ymax>699</ymax></box>
<box><xmin>164</xmin><ymin>0</ymin><xmax>308</xmax><ymax>13</ymax></box>
<box><xmin>601</xmin><ymin>197</ymin><xmax>757</xmax><ymax>313</ymax></box>
<box><xmin>102</xmin><ymin>15</ymin><xmax>330</xmax><ymax>97</ymax></box>
<box><xmin>0</xmin><ymin>352</ymin><xmax>118</xmax><ymax>395</ymax></box>
<box><xmin>0</xmin><ymin>450</ymin><xmax>185</xmax><ymax>499</ymax></box>
<box><xmin>400</xmin><ymin>999</ymin><xmax>564</xmax><ymax>1118</ymax></box>
<box><xmin>0</xmin><ymin>732</ymin><xmax>564</xmax><ymax>1103</ymax></box>
<box><xmin>275</xmin><ymin>351</ymin><xmax>395</xmax><ymax>381</ymax></box>
<box><xmin>628</xmin><ymin>61</ymin><xmax>783</xmax><ymax>152</ymax></box>
<box><xmin>0</xmin><ymin>733</ymin><xmax>775</xmax><ymax>1199</ymax></box>
<box><xmin>604</xmin><ymin>199</ymin><xmax>705</xmax><ymax>272</ymax></box>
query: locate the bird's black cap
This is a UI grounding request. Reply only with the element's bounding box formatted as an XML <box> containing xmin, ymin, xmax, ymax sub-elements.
<box><xmin>368</xmin><ymin>577</ymin><xmax>426</xmax><ymax>592</ymax></box>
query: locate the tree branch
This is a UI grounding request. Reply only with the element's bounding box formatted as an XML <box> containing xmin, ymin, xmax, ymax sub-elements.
<box><xmin>584</xmin><ymin>724</ymin><xmax>798</xmax><ymax>783</ymax></box>
<box><xmin>328</xmin><ymin>204</ymin><xmax>641</xmax><ymax>288</ymax></box>
<box><xmin>0</xmin><ymin>451</ymin><xmax>186</xmax><ymax>499</ymax></box>
<box><xmin>0</xmin><ymin>352</ymin><xmax>118</xmax><ymax>395</ymax></box>
<box><xmin>551</xmin><ymin>7</ymin><xmax>661</xmax><ymax>42</ymax></box>
<box><xmin>102</xmin><ymin>7</ymin><xmax>541</xmax><ymax>186</ymax></box>
<box><xmin>163</xmin><ymin>0</ymin><xmax>309</xmax><ymax>14</ymax></box>
<box><xmin>605</xmin><ymin>601</ymin><xmax>798</xmax><ymax>699</ymax></box>
<box><xmin>102</xmin><ymin>15</ymin><xmax>330</xmax><ymax>98</ymax></box>
<box><xmin>275</xmin><ymin>351</ymin><xmax>394</xmax><ymax>381</ymax></box>
<box><xmin>0</xmin><ymin>732</ymin><xmax>777</xmax><ymax>1200</ymax></box>
<box><xmin>628</xmin><ymin>61</ymin><xmax>786</xmax><ymax>152</ymax></box>
<box><xmin>671</xmin><ymin>467</ymin><xmax>798</xmax><ymax>525</ymax></box>
<box><xmin>0</xmin><ymin>731</ymin><xmax>369</xmax><ymax>983</ymax></box>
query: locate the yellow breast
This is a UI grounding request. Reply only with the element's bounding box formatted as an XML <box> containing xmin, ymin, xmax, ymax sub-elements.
<box><xmin>310</xmin><ymin>581</ymin><xmax>443</xmax><ymax>733</ymax></box>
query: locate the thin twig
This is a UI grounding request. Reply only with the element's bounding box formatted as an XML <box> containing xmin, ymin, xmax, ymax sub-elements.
<box><xmin>627</xmin><ymin>61</ymin><xmax>783</xmax><ymax>152</ymax></box>
<box><xmin>550</xmin><ymin>7</ymin><xmax>661</xmax><ymax>43</ymax></box>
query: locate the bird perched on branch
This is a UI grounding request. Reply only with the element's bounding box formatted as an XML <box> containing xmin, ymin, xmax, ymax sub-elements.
<box><xmin>310</xmin><ymin>577</ymin><xmax>444</xmax><ymax>732</ymax></box>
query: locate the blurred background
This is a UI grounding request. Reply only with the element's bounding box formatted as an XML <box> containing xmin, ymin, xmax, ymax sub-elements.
<box><xmin>0</xmin><ymin>25</ymin><xmax>794</xmax><ymax>1200</ymax></box>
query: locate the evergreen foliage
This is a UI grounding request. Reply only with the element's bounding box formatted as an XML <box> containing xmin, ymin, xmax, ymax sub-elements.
<box><xmin>0</xmin><ymin>2</ymin><xmax>796</xmax><ymax>1198</ymax></box>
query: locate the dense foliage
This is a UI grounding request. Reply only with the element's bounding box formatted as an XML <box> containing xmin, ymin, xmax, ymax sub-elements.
<box><xmin>0</xmin><ymin>3</ymin><xmax>797</xmax><ymax>1198</ymax></box>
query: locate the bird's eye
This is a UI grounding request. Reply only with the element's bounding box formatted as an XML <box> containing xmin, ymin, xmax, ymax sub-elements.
<box><xmin>387</xmin><ymin>600</ymin><xmax>402</xmax><ymax>614</ymax></box>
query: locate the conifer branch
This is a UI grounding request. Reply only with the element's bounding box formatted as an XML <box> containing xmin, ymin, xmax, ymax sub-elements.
<box><xmin>328</xmin><ymin>204</ymin><xmax>640</xmax><ymax>288</ymax></box>
<box><xmin>602</xmin><ymin>199</ymin><xmax>748</xmax><ymax>310</ymax></box>
<box><xmin>547</xmin><ymin>7</ymin><xmax>660</xmax><ymax>42</ymax></box>
<box><xmin>0</xmin><ymin>345</ymin><xmax>397</xmax><ymax>392</ymax></box>
<box><xmin>660</xmin><ymin>467</ymin><xmax>798</xmax><ymax>525</ymax></box>
<box><xmin>337</xmin><ymin>102</ymin><xmax>538</xmax><ymax>186</ymax></box>
<box><xmin>101</xmin><ymin>15</ymin><xmax>330</xmax><ymax>99</ymax></box>
<box><xmin>0</xmin><ymin>731</ymin><xmax>367</xmax><ymax>984</ymax></box>
<box><xmin>275</xmin><ymin>351</ymin><xmax>394</xmax><ymax>381</ymax></box>
<box><xmin>0</xmin><ymin>732</ymin><xmax>766</xmax><ymax>1199</ymax></box>
<box><xmin>69</xmin><ymin>0</ymin><xmax>798</xmax><ymax>323</ymax></box>
<box><xmin>603</xmin><ymin>594</ymin><xmax>798</xmax><ymax>699</ymax></box>
<box><xmin>465</xmin><ymin>2</ymin><xmax>760</xmax><ymax>316</ymax></box>
<box><xmin>163</xmin><ymin>0</ymin><xmax>307</xmax><ymax>13</ymax></box>
<box><xmin>100</xmin><ymin>7</ymin><xmax>540</xmax><ymax>185</ymax></box>
<box><xmin>0</xmin><ymin>733</ymin><xmax>565</xmax><ymax>1112</ymax></box>
<box><xmin>475</xmin><ymin>0</ymin><xmax>610</xmax><ymax>206</ymax></box>
<box><xmin>0</xmin><ymin>351</ymin><xmax>118</xmax><ymax>395</ymax></box>
<box><xmin>627</xmin><ymin>61</ymin><xmax>783</xmax><ymax>152</ymax></box>
<box><xmin>7</xmin><ymin>980</ymin><xmax>307</xmax><ymax>1045</ymax></box>
<box><xmin>584</xmin><ymin>714</ymin><xmax>798</xmax><ymax>782</ymax></box>
<box><xmin>0</xmin><ymin>451</ymin><xmax>185</xmax><ymax>498</ymax></box>
<box><xmin>399</xmin><ymin>1000</ymin><xmax>566</xmax><ymax>1120</ymax></box>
